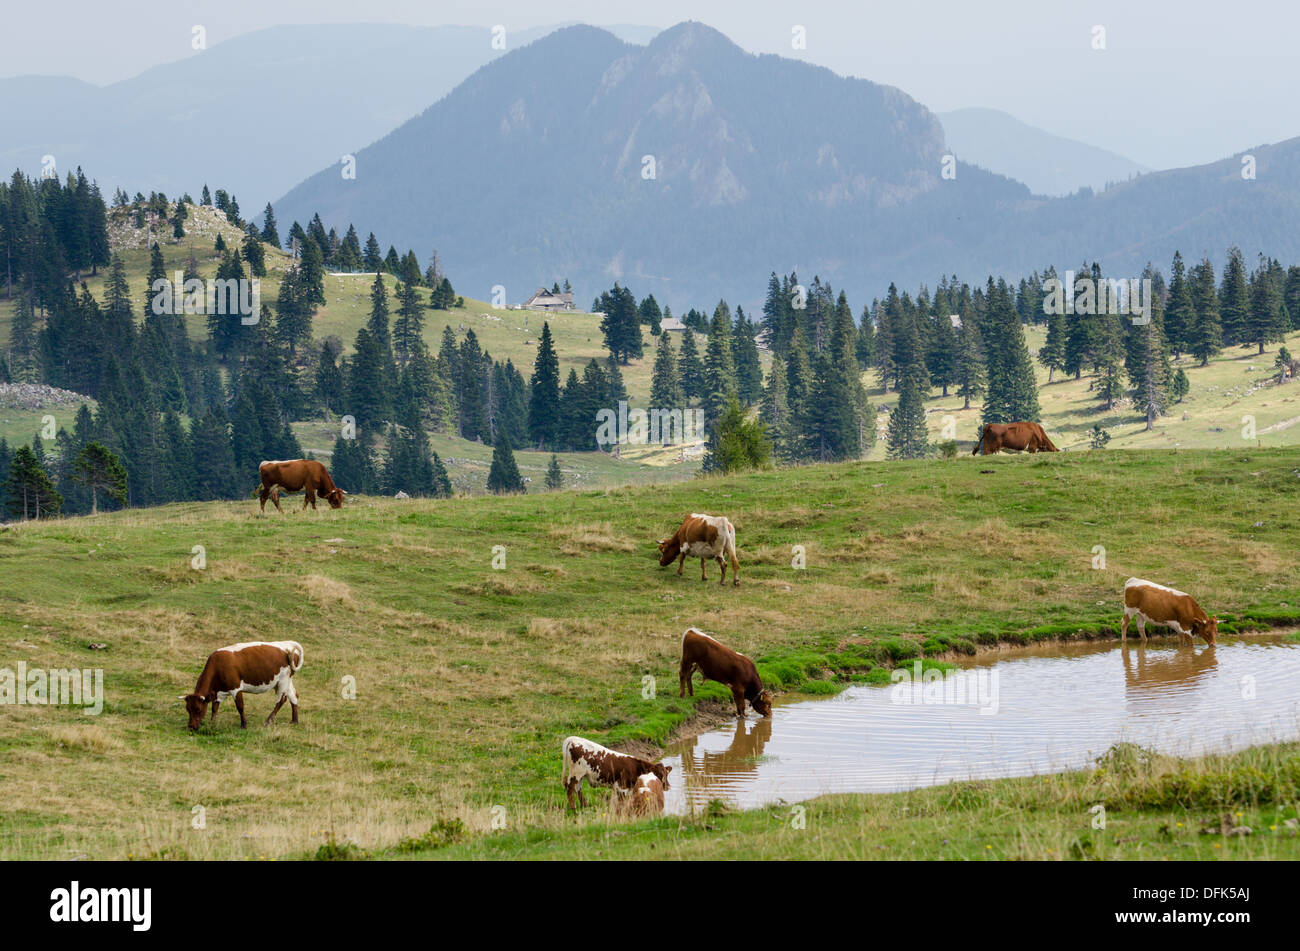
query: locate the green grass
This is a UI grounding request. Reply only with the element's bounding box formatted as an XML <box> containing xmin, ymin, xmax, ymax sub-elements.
<box><xmin>2</xmin><ymin>447</ymin><xmax>1300</xmax><ymax>859</ymax></box>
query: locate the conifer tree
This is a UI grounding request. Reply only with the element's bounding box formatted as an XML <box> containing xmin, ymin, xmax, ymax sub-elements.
<box><xmin>527</xmin><ymin>322</ymin><xmax>561</xmax><ymax>449</ymax></box>
<box><xmin>677</xmin><ymin>327</ymin><xmax>704</xmax><ymax>402</ymax></box>
<box><xmin>486</xmin><ymin>434</ymin><xmax>526</xmax><ymax>494</ymax></box>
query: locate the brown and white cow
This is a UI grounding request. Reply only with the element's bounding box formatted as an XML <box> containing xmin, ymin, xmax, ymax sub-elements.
<box><xmin>561</xmin><ymin>736</ymin><xmax>671</xmax><ymax>811</ymax></box>
<box><xmin>632</xmin><ymin>773</ymin><xmax>665</xmax><ymax>816</ymax></box>
<box><xmin>258</xmin><ymin>459</ymin><xmax>346</xmax><ymax>513</ymax></box>
<box><xmin>972</xmin><ymin>421</ymin><xmax>1058</xmax><ymax>455</ymax></box>
<box><xmin>679</xmin><ymin>628</ymin><xmax>773</xmax><ymax>718</ymax></box>
<box><xmin>181</xmin><ymin>640</ymin><xmax>304</xmax><ymax>730</ymax></box>
<box><xmin>1121</xmin><ymin>578</ymin><xmax>1218</xmax><ymax>646</ymax></box>
<box><xmin>657</xmin><ymin>513</ymin><xmax>740</xmax><ymax>586</ymax></box>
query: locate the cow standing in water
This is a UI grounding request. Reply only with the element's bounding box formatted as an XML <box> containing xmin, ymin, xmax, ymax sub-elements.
<box><xmin>657</xmin><ymin>513</ymin><xmax>741</xmax><ymax>586</ymax></box>
<box><xmin>258</xmin><ymin>459</ymin><xmax>346</xmax><ymax>513</ymax></box>
<box><xmin>1121</xmin><ymin>578</ymin><xmax>1218</xmax><ymax>646</ymax></box>
<box><xmin>972</xmin><ymin>422</ymin><xmax>1058</xmax><ymax>454</ymax></box>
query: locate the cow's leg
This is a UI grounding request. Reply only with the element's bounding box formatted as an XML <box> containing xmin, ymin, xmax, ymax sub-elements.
<box><xmin>303</xmin><ymin>488</ymin><xmax>315</xmax><ymax>510</ymax></box>
<box><xmin>265</xmin><ymin>691</ymin><xmax>288</xmax><ymax>725</ymax></box>
<box><xmin>700</xmin><ymin>557</ymin><xmax>707</xmax><ymax>581</ymax></box>
<box><xmin>259</xmin><ymin>485</ymin><xmax>270</xmax><ymax>513</ymax></box>
<box><xmin>1136</xmin><ymin>615</ymin><xmax>1147</xmax><ymax>642</ymax></box>
<box><xmin>676</xmin><ymin>552</ymin><xmax>685</xmax><ymax>577</ymax></box>
<box><xmin>271</xmin><ymin>487</ymin><xmax>285</xmax><ymax>514</ymax></box>
<box><xmin>286</xmin><ymin>679</ymin><xmax>299</xmax><ymax>724</ymax></box>
<box><xmin>565</xmin><ymin>778</ymin><xmax>578</xmax><ymax>810</ymax></box>
<box><xmin>679</xmin><ymin>660</ymin><xmax>691</xmax><ymax>698</ymax></box>
<box><xmin>235</xmin><ymin>693</ymin><xmax>248</xmax><ymax>729</ymax></box>
<box><xmin>732</xmin><ymin>686</ymin><xmax>747</xmax><ymax>718</ymax></box>
<box><xmin>717</xmin><ymin>555</ymin><xmax>728</xmax><ymax>585</ymax></box>
<box><xmin>210</xmin><ymin>699</ymin><xmax>220</xmax><ymax>726</ymax></box>
<box><xmin>1121</xmin><ymin>610</ymin><xmax>1130</xmax><ymax>642</ymax></box>
<box><xmin>576</xmin><ymin>778</ymin><xmax>588</xmax><ymax>809</ymax></box>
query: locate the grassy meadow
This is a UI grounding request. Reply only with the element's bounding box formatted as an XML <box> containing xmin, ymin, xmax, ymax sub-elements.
<box><xmin>2</xmin><ymin>448</ymin><xmax>1300</xmax><ymax>860</ymax></box>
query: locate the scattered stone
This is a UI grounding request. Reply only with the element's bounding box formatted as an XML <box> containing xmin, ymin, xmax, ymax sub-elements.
<box><xmin>394</xmin><ymin>491</ymin><xmax>411</xmax><ymax>499</ymax></box>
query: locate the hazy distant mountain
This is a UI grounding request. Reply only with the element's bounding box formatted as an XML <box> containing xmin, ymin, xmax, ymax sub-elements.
<box><xmin>278</xmin><ymin>22</ymin><xmax>1030</xmax><ymax>308</ymax></box>
<box><xmin>278</xmin><ymin>21</ymin><xmax>1300</xmax><ymax>311</ymax></box>
<box><xmin>0</xmin><ymin>22</ymin><xmax>658</xmax><ymax>209</ymax></box>
<box><xmin>939</xmin><ymin>107</ymin><xmax>1150</xmax><ymax>196</ymax></box>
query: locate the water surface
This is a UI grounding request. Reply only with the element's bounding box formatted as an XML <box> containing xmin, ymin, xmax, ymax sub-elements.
<box><xmin>661</xmin><ymin>635</ymin><xmax>1300</xmax><ymax>815</ymax></box>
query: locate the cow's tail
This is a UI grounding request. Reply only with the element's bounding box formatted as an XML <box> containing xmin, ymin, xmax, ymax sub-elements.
<box><xmin>726</xmin><ymin>521</ymin><xmax>740</xmax><ymax>577</ymax></box>
<box><xmin>971</xmin><ymin>425</ymin><xmax>985</xmax><ymax>455</ymax></box>
<box><xmin>289</xmin><ymin>643</ymin><xmax>304</xmax><ymax>672</ymax></box>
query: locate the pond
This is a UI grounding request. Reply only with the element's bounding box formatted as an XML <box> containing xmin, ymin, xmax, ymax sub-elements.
<box><xmin>661</xmin><ymin>634</ymin><xmax>1300</xmax><ymax>815</ymax></box>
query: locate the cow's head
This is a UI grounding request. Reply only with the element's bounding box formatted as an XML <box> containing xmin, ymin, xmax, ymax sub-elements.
<box><xmin>182</xmin><ymin>693</ymin><xmax>210</xmax><ymax>731</ymax></box>
<box><xmin>649</xmin><ymin>762</ymin><xmax>672</xmax><ymax>789</ymax></box>
<box><xmin>657</xmin><ymin>537</ymin><xmax>680</xmax><ymax>566</ymax></box>
<box><xmin>1193</xmin><ymin>616</ymin><xmax>1219</xmax><ymax>646</ymax></box>
<box><xmin>753</xmin><ymin>689</ymin><xmax>774</xmax><ymax>718</ymax></box>
<box><xmin>326</xmin><ymin>487</ymin><xmax>346</xmax><ymax>509</ymax></box>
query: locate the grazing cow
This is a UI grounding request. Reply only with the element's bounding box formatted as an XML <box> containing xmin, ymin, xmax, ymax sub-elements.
<box><xmin>972</xmin><ymin>422</ymin><xmax>1059</xmax><ymax>455</ymax></box>
<box><xmin>657</xmin><ymin>513</ymin><xmax>740</xmax><ymax>586</ymax></box>
<box><xmin>561</xmin><ymin>736</ymin><xmax>671</xmax><ymax>811</ymax></box>
<box><xmin>1121</xmin><ymin>578</ymin><xmax>1218</xmax><ymax>646</ymax></box>
<box><xmin>258</xmin><ymin>459</ymin><xmax>346</xmax><ymax>514</ymax></box>
<box><xmin>678</xmin><ymin>628</ymin><xmax>773</xmax><ymax>718</ymax></box>
<box><xmin>632</xmin><ymin>773</ymin><xmax>665</xmax><ymax>816</ymax></box>
<box><xmin>181</xmin><ymin>641</ymin><xmax>304</xmax><ymax>730</ymax></box>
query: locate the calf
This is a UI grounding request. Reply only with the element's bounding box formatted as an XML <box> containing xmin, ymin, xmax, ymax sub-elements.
<box><xmin>182</xmin><ymin>641</ymin><xmax>304</xmax><ymax>730</ymax></box>
<box><xmin>678</xmin><ymin>628</ymin><xmax>773</xmax><ymax>717</ymax></box>
<box><xmin>561</xmin><ymin>736</ymin><xmax>671</xmax><ymax>811</ymax></box>
<box><xmin>632</xmin><ymin>773</ymin><xmax>665</xmax><ymax>816</ymax></box>
<box><xmin>1121</xmin><ymin>578</ymin><xmax>1218</xmax><ymax>646</ymax></box>
<box><xmin>657</xmin><ymin>513</ymin><xmax>740</xmax><ymax>586</ymax></box>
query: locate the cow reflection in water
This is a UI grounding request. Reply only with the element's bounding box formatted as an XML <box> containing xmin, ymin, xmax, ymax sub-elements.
<box><xmin>676</xmin><ymin>715</ymin><xmax>773</xmax><ymax>805</ymax></box>
<box><xmin>1121</xmin><ymin>642</ymin><xmax>1218</xmax><ymax>708</ymax></box>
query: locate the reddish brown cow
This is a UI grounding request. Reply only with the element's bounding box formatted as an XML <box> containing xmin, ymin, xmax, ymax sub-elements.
<box><xmin>678</xmin><ymin>628</ymin><xmax>773</xmax><ymax>717</ymax></box>
<box><xmin>181</xmin><ymin>640</ymin><xmax>304</xmax><ymax>730</ymax></box>
<box><xmin>561</xmin><ymin>736</ymin><xmax>671</xmax><ymax>810</ymax></box>
<box><xmin>972</xmin><ymin>422</ymin><xmax>1058</xmax><ymax>455</ymax></box>
<box><xmin>657</xmin><ymin>512</ymin><xmax>740</xmax><ymax>586</ymax></box>
<box><xmin>258</xmin><ymin>459</ymin><xmax>346</xmax><ymax>513</ymax></box>
<box><xmin>1122</xmin><ymin>578</ymin><xmax>1218</xmax><ymax>646</ymax></box>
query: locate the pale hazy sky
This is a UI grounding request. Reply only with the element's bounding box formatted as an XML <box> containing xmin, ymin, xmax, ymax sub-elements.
<box><xmin>3</xmin><ymin>0</ymin><xmax>1298</xmax><ymax>170</ymax></box>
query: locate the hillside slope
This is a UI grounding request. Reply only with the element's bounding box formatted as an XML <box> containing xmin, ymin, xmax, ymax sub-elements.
<box><xmin>1</xmin><ymin>449</ymin><xmax>1298</xmax><ymax>859</ymax></box>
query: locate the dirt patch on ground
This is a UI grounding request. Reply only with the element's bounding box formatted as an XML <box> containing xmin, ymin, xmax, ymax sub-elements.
<box><xmin>614</xmin><ymin>700</ymin><xmax>739</xmax><ymax>761</ymax></box>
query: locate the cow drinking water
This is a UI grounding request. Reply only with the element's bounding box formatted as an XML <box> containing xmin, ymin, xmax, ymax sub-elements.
<box><xmin>679</xmin><ymin>628</ymin><xmax>773</xmax><ymax>717</ymax></box>
<box><xmin>1121</xmin><ymin>578</ymin><xmax>1218</xmax><ymax>646</ymax></box>
<box><xmin>258</xmin><ymin>459</ymin><xmax>346</xmax><ymax>513</ymax></box>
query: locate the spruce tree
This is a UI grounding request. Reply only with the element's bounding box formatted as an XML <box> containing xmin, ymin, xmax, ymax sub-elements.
<box><xmin>649</xmin><ymin>329</ymin><xmax>683</xmax><ymax>421</ymax></box>
<box><xmin>677</xmin><ymin>327</ymin><xmax>705</xmax><ymax>402</ymax></box>
<box><xmin>1189</xmin><ymin>258</ymin><xmax>1222</xmax><ymax>366</ymax></box>
<box><xmin>527</xmin><ymin>322</ymin><xmax>561</xmax><ymax>449</ymax></box>
<box><xmin>702</xmin><ymin>302</ymin><xmax>738</xmax><ymax>429</ymax></box>
<box><xmin>486</xmin><ymin>435</ymin><xmax>526</xmax><ymax>494</ymax></box>
<box><xmin>5</xmin><ymin>444</ymin><xmax>62</xmax><ymax>518</ymax></box>
<box><xmin>1165</xmin><ymin>251</ymin><xmax>1194</xmax><ymax>357</ymax></box>
<box><xmin>1218</xmin><ymin>247</ymin><xmax>1250</xmax><ymax>347</ymax></box>
<box><xmin>545</xmin><ymin>454</ymin><xmax>564</xmax><ymax>490</ymax></box>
